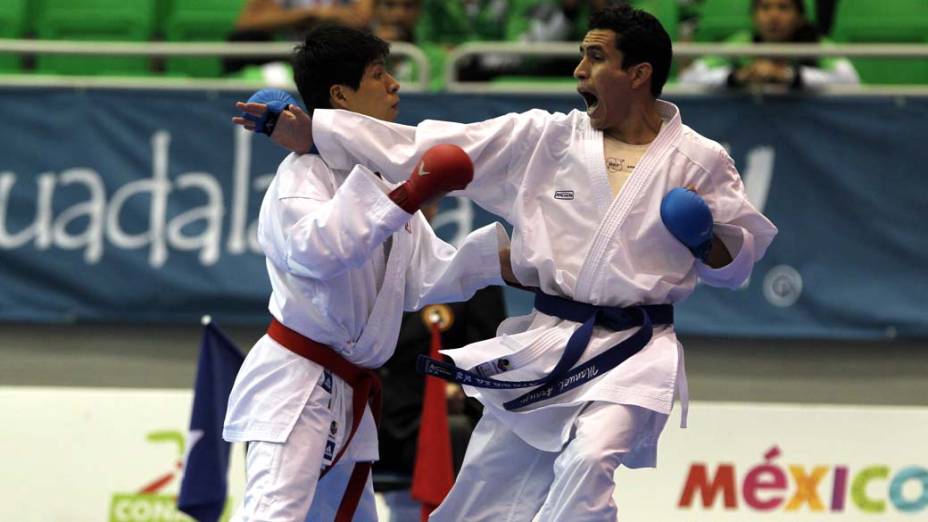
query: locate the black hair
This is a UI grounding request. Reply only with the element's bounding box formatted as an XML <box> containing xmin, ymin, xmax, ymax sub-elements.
<box><xmin>751</xmin><ymin>0</ymin><xmax>806</xmax><ymax>15</ymax></box>
<box><xmin>291</xmin><ymin>25</ymin><xmax>390</xmax><ymax>115</ymax></box>
<box><xmin>749</xmin><ymin>0</ymin><xmax>820</xmax><ymax>66</ymax></box>
<box><xmin>588</xmin><ymin>4</ymin><xmax>673</xmax><ymax>97</ymax></box>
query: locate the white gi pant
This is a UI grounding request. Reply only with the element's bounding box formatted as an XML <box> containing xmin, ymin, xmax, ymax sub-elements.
<box><xmin>431</xmin><ymin>402</ymin><xmax>667</xmax><ymax>522</ymax></box>
<box><xmin>230</xmin><ymin>371</ymin><xmax>378</xmax><ymax>522</ymax></box>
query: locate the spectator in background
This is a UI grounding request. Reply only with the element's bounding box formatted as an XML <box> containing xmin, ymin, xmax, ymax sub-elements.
<box><xmin>480</xmin><ymin>1</ymin><xmax>645</xmax><ymax>80</ymax></box>
<box><xmin>416</xmin><ymin>0</ymin><xmax>559</xmax><ymax>81</ymax></box>
<box><xmin>375</xmin><ymin>203</ymin><xmax>509</xmax><ymax>521</ymax></box>
<box><xmin>416</xmin><ymin>0</ymin><xmax>509</xmax><ymax>47</ymax></box>
<box><xmin>410</xmin><ymin>0</ymin><xmax>642</xmax><ymax>85</ymax></box>
<box><xmin>372</xmin><ymin>0</ymin><xmax>422</xmax><ymax>42</ymax></box>
<box><xmin>815</xmin><ymin>0</ymin><xmax>839</xmax><ymax>35</ymax></box>
<box><xmin>510</xmin><ymin>1</ymin><xmax>643</xmax><ymax>45</ymax></box>
<box><xmin>235</xmin><ymin>0</ymin><xmax>374</xmax><ymax>33</ymax></box>
<box><xmin>223</xmin><ymin>0</ymin><xmax>375</xmax><ymax>75</ymax></box>
<box><xmin>371</xmin><ymin>0</ymin><xmax>428</xmax><ymax>87</ymax></box>
<box><xmin>679</xmin><ymin>0</ymin><xmax>858</xmax><ymax>88</ymax></box>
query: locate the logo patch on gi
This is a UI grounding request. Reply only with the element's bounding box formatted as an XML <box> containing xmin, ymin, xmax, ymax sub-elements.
<box><xmin>321</xmin><ymin>370</ymin><xmax>333</xmax><ymax>393</ymax></box>
<box><xmin>330</xmin><ymin>421</ymin><xmax>338</xmax><ymax>436</ymax></box>
<box><xmin>323</xmin><ymin>439</ymin><xmax>336</xmax><ymax>461</ymax></box>
<box><xmin>474</xmin><ymin>357</ymin><xmax>511</xmax><ymax>378</ymax></box>
<box><xmin>474</xmin><ymin>362</ymin><xmax>495</xmax><ymax>377</ymax></box>
<box><xmin>405</xmin><ymin>222</ymin><xmax>412</xmax><ymax>233</ymax></box>
<box><xmin>554</xmin><ymin>190</ymin><xmax>575</xmax><ymax>200</ymax></box>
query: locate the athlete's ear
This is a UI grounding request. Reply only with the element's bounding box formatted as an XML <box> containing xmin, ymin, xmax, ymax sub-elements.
<box><xmin>631</xmin><ymin>63</ymin><xmax>653</xmax><ymax>91</ymax></box>
<box><xmin>329</xmin><ymin>85</ymin><xmax>350</xmax><ymax>110</ymax></box>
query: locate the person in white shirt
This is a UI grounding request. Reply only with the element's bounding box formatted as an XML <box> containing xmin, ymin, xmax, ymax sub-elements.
<box><xmin>679</xmin><ymin>0</ymin><xmax>859</xmax><ymax>89</ymax></box>
<box><xmin>224</xmin><ymin>25</ymin><xmax>510</xmax><ymax>522</ymax></box>
<box><xmin>238</xmin><ymin>5</ymin><xmax>778</xmax><ymax>520</ymax></box>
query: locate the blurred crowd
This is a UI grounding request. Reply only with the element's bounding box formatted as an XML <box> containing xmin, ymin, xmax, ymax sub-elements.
<box><xmin>223</xmin><ymin>0</ymin><xmax>874</xmax><ymax>89</ymax></box>
<box><xmin>4</xmin><ymin>1</ymin><xmax>924</xmax><ymax>87</ymax></box>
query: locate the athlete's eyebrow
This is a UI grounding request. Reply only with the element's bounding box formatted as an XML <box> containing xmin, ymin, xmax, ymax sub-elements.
<box><xmin>580</xmin><ymin>44</ymin><xmax>606</xmax><ymax>53</ymax></box>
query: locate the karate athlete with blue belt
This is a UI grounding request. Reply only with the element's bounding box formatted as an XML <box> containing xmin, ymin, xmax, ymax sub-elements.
<box><xmin>238</xmin><ymin>6</ymin><xmax>778</xmax><ymax>520</ymax></box>
<box><xmin>224</xmin><ymin>26</ymin><xmax>511</xmax><ymax>522</ymax></box>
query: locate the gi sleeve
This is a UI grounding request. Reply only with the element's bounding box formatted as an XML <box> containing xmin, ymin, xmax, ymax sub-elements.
<box><xmin>312</xmin><ymin>109</ymin><xmax>547</xmax><ymax>220</ymax></box>
<box><xmin>263</xmin><ymin>159</ymin><xmax>412</xmax><ymax>280</ymax></box>
<box><xmin>695</xmin><ymin>148</ymin><xmax>778</xmax><ymax>289</ymax></box>
<box><xmin>402</xmin><ymin>220</ymin><xmax>509</xmax><ymax>311</ymax></box>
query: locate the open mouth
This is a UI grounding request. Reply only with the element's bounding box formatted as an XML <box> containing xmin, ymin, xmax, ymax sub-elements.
<box><xmin>578</xmin><ymin>90</ymin><xmax>599</xmax><ymax>112</ymax></box>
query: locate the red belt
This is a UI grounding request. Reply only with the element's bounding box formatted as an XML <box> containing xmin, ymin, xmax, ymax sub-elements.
<box><xmin>267</xmin><ymin>318</ymin><xmax>382</xmax><ymax>522</ymax></box>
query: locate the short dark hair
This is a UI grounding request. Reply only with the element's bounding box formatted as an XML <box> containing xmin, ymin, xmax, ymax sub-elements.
<box><xmin>291</xmin><ymin>25</ymin><xmax>390</xmax><ymax>115</ymax></box>
<box><xmin>751</xmin><ymin>0</ymin><xmax>806</xmax><ymax>15</ymax></box>
<box><xmin>588</xmin><ymin>5</ymin><xmax>672</xmax><ymax>97</ymax></box>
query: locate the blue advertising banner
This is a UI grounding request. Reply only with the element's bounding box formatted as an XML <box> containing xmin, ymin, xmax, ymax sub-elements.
<box><xmin>0</xmin><ymin>88</ymin><xmax>925</xmax><ymax>338</ymax></box>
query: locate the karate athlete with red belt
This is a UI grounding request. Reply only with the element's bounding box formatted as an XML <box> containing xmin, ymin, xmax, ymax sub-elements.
<box><xmin>224</xmin><ymin>26</ymin><xmax>510</xmax><ymax>522</ymax></box>
<box><xmin>238</xmin><ymin>7</ymin><xmax>778</xmax><ymax>520</ymax></box>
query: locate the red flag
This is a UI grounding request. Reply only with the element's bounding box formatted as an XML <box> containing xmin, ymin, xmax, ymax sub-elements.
<box><xmin>410</xmin><ymin>314</ymin><xmax>455</xmax><ymax>521</ymax></box>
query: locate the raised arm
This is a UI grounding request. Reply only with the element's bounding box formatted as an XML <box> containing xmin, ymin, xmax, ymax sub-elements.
<box><xmin>261</xmin><ymin>158</ymin><xmax>411</xmax><ymax>281</ymax></box>
<box><xmin>265</xmin><ymin>143</ymin><xmax>480</xmax><ymax>280</ymax></box>
<box><xmin>310</xmin><ymin>108</ymin><xmax>549</xmax><ymax>220</ymax></box>
<box><xmin>234</xmin><ymin>100</ymin><xmax>548</xmax><ymax>220</ymax></box>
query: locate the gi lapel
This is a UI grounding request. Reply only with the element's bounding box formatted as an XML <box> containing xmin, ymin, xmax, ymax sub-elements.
<box><xmin>574</xmin><ymin>101</ymin><xmax>683</xmax><ymax>302</ymax></box>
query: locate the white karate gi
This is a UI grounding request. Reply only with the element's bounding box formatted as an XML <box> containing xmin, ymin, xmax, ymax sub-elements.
<box><xmin>311</xmin><ymin>101</ymin><xmax>778</xmax><ymax>520</ymax></box>
<box><xmin>223</xmin><ymin>152</ymin><xmax>507</xmax><ymax>522</ymax></box>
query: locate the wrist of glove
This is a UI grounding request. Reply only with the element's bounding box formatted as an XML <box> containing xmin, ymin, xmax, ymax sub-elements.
<box><xmin>660</xmin><ymin>187</ymin><xmax>714</xmax><ymax>263</ymax></box>
<box><xmin>389</xmin><ymin>182</ymin><xmax>436</xmax><ymax>214</ymax></box>
<box><xmin>688</xmin><ymin>239</ymin><xmax>713</xmax><ymax>263</ymax></box>
<box><xmin>242</xmin><ymin>88</ymin><xmax>300</xmax><ymax>136</ymax></box>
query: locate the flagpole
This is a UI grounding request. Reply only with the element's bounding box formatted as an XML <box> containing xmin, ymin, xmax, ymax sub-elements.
<box><xmin>411</xmin><ymin>307</ymin><xmax>455</xmax><ymax>521</ymax></box>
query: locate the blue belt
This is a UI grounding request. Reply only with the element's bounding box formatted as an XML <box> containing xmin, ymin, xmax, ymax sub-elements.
<box><xmin>416</xmin><ymin>292</ymin><xmax>673</xmax><ymax>411</ymax></box>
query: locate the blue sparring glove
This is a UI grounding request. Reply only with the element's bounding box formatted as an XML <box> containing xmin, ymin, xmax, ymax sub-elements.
<box><xmin>660</xmin><ymin>187</ymin><xmax>714</xmax><ymax>262</ymax></box>
<box><xmin>242</xmin><ymin>88</ymin><xmax>300</xmax><ymax>136</ymax></box>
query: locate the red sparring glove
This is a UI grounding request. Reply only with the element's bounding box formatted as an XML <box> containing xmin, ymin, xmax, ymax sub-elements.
<box><xmin>389</xmin><ymin>144</ymin><xmax>473</xmax><ymax>213</ymax></box>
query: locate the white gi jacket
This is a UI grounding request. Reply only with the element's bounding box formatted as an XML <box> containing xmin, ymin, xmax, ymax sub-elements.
<box><xmin>312</xmin><ymin>101</ymin><xmax>778</xmax><ymax>453</ymax></box>
<box><xmin>223</xmin><ymin>152</ymin><xmax>507</xmax><ymax>461</ymax></box>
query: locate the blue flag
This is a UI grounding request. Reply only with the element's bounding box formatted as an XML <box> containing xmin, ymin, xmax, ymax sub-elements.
<box><xmin>178</xmin><ymin>319</ymin><xmax>246</xmax><ymax>522</ymax></box>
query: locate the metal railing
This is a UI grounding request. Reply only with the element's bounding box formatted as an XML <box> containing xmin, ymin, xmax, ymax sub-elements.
<box><xmin>445</xmin><ymin>42</ymin><xmax>928</xmax><ymax>96</ymax></box>
<box><xmin>0</xmin><ymin>39</ymin><xmax>431</xmax><ymax>92</ymax></box>
<box><xmin>1</xmin><ymin>39</ymin><xmax>928</xmax><ymax>97</ymax></box>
